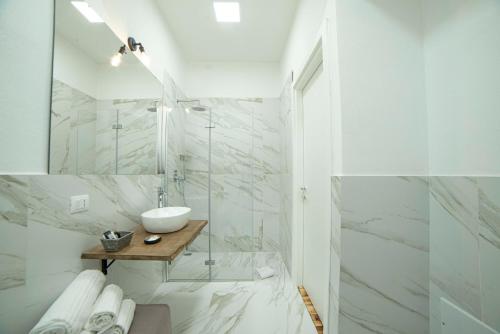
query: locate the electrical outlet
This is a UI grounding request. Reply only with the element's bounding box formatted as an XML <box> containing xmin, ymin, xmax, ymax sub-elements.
<box><xmin>70</xmin><ymin>195</ymin><xmax>90</xmax><ymax>214</ymax></box>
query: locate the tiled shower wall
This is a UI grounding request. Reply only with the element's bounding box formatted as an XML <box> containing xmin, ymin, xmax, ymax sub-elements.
<box><xmin>0</xmin><ymin>175</ymin><xmax>163</xmax><ymax>334</ymax></box>
<box><xmin>50</xmin><ymin>79</ymin><xmax>158</xmax><ymax>175</ymax></box>
<box><xmin>334</xmin><ymin>176</ymin><xmax>500</xmax><ymax>334</ymax></box>
<box><xmin>50</xmin><ymin>80</ymin><xmax>97</xmax><ymax>174</ymax></box>
<box><xmin>165</xmin><ymin>69</ymin><xmax>284</xmax><ymax>255</ymax></box>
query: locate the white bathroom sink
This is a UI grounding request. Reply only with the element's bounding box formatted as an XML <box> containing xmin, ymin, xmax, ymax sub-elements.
<box><xmin>141</xmin><ymin>207</ymin><xmax>191</xmax><ymax>234</ymax></box>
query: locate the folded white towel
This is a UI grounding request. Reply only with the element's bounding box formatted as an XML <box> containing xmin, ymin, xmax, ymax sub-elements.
<box><xmin>85</xmin><ymin>284</ymin><xmax>123</xmax><ymax>332</ymax></box>
<box><xmin>256</xmin><ymin>266</ymin><xmax>275</xmax><ymax>279</ymax></box>
<box><xmin>29</xmin><ymin>270</ymin><xmax>105</xmax><ymax>334</ymax></box>
<box><xmin>100</xmin><ymin>299</ymin><xmax>136</xmax><ymax>334</ymax></box>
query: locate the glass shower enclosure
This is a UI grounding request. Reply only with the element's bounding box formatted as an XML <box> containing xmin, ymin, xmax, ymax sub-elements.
<box><xmin>164</xmin><ymin>94</ymin><xmax>256</xmax><ymax>281</ymax></box>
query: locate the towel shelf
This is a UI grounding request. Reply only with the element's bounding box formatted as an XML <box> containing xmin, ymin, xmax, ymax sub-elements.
<box><xmin>82</xmin><ymin>220</ymin><xmax>208</xmax><ymax>275</ymax></box>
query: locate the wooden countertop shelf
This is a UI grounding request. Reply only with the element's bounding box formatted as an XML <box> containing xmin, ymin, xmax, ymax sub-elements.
<box><xmin>81</xmin><ymin>220</ymin><xmax>207</xmax><ymax>274</ymax></box>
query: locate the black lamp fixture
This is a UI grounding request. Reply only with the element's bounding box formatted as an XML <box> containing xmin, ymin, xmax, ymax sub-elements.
<box><xmin>127</xmin><ymin>37</ymin><xmax>146</xmax><ymax>53</ymax></box>
<box><xmin>110</xmin><ymin>36</ymin><xmax>149</xmax><ymax>67</ymax></box>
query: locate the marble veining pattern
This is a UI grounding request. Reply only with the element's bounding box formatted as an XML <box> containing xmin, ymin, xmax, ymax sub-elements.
<box><xmin>166</xmin><ymin>90</ymin><xmax>284</xmax><ymax>272</ymax></box>
<box><xmin>339</xmin><ymin>176</ymin><xmax>430</xmax><ymax>334</ymax></box>
<box><xmin>151</xmin><ymin>252</ymin><xmax>316</xmax><ymax>334</ymax></box>
<box><xmin>95</xmin><ymin>99</ymin><xmax>158</xmax><ymax>175</ymax></box>
<box><xmin>29</xmin><ymin>175</ymin><xmax>159</xmax><ymax>236</ymax></box>
<box><xmin>0</xmin><ymin>175</ymin><xmax>164</xmax><ymax>333</ymax></box>
<box><xmin>0</xmin><ymin>176</ymin><xmax>29</xmax><ymax>291</ymax></box>
<box><xmin>329</xmin><ymin>176</ymin><xmax>342</xmax><ymax>334</ymax></box>
<box><xmin>428</xmin><ymin>177</ymin><xmax>500</xmax><ymax>333</ymax></box>
<box><xmin>429</xmin><ymin>176</ymin><xmax>482</xmax><ymax>333</ymax></box>
<box><xmin>51</xmin><ymin>79</ymin><xmax>160</xmax><ymax>175</ymax></box>
<box><xmin>50</xmin><ymin>80</ymin><xmax>97</xmax><ymax>174</ymax></box>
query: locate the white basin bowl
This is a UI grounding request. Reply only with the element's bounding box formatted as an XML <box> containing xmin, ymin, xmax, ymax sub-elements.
<box><xmin>141</xmin><ymin>207</ymin><xmax>191</xmax><ymax>234</ymax></box>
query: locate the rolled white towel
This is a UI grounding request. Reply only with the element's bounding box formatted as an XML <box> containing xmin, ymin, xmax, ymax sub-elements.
<box><xmin>85</xmin><ymin>285</ymin><xmax>123</xmax><ymax>332</ymax></box>
<box><xmin>100</xmin><ymin>299</ymin><xmax>136</xmax><ymax>334</ymax></box>
<box><xmin>85</xmin><ymin>284</ymin><xmax>123</xmax><ymax>332</ymax></box>
<box><xmin>29</xmin><ymin>270</ymin><xmax>106</xmax><ymax>334</ymax></box>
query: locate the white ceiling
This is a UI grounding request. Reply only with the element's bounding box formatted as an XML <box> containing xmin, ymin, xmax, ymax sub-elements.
<box><xmin>156</xmin><ymin>0</ymin><xmax>299</xmax><ymax>62</ymax></box>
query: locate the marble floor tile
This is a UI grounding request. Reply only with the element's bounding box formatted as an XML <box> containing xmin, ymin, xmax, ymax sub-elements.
<box><xmin>152</xmin><ymin>252</ymin><xmax>316</xmax><ymax>334</ymax></box>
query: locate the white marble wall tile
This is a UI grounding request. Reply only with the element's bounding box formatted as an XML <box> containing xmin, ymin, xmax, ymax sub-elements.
<box><xmin>329</xmin><ymin>176</ymin><xmax>342</xmax><ymax>334</ymax></box>
<box><xmin>477</xmin><ymin>178</ymin><xmax>500</xmax><ymax>331</ymax></box>
<box><xmin>0</xmin><ymin>175</ymin><xmax>164</xmax><ymax>334</ymax></box>
<box><xmin>29</xmin><ymin>175</ymin><xmax>159</xmax><ymax>236</ymax></box>
<box><xmin>253</xmin><ymin>211</ymin><xmax>280</xmax><ymax>252</ymax></box>
<box><xmin>107</xmin><ymin>260</ymin><xmax>163</xmax><ymax>303</ymax></box>
<box><xmin>50</xmin><ymin>80</ymin><xmax>77</xmax><ymax>174</ymax></box>
<box><xmin>209</xmin><ymin>98</ymin><xmax>254</xmax><ymax>176</ymax></box>
<box><xmin>0</xmin><ymin>176</ymin><xmax>30</xmax><ymax>227</ymax></box>
<box><xmin>166</xmin><ymin>86</ymin><xmax>187</xmax><ymax>208</ymax></box>
<box><xmin>50</xmin><ymin>80</ymin><xmax>97</xmax><ymax>174</ymax></box>
<box><xmin>183</xmin><ymin>108</ymin><xmax>211</xmax><ymax>174</ymax></box>
<box><xmin>429</xmin><ymin>176</ymin><xmax>481</xmax><ymax>331</ymax></box>
<box><xmin>0</xmin><ymin>176</ymin><xmax>29</xmax><ymax>291</ymax></box>
<box><xmin>76</xmin><ymin>104</ymin><xmax>97</xmax><ymax>174</ymax></box>
<box><xmin>0</xmin><ymin>223</ymin><xmax>26</xmax><ymax>291</ymax></box>
<box><xmin>182</xmin><ymin>171</ymin><xmax>210</xmax><ymax>252</ymax></box>
<box><xmin>253</xmin><ymin>99</ymin><xmax>282</xmax><ymax>175</ymax></box>
<box><xmin>210</xmin><ymin>174</ymin><xmax>254</xmax><ymax>252</ymax></box>
<box><xmin>339</xmin><ymin>176</ymin><xmax>429</xmax><ymax>334</ymax></box>
<box><xmin>95</xmin><ymin>101</ymin><xmax>117</xmax><ymax>174</ymax></box>
<box><xmin>253</xmin><ymin>173</ymin><xmax>281</xmax><ymax>251</ymax></box>
<box><xmin>96</xmin><ymin>99</ymin><xmax>158</xmax><ymax>175</ymax></box>
<box><xmin>0</xmin><ymin>221</ymin><xmax>99</xmax><ymax>334</ymax></box>
<box><xmin>117</xmin><ymin>99</ymin><xmax>157</xmax><ymax>175</ymax></box>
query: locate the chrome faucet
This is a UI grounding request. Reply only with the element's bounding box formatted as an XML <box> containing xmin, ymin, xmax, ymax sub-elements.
<box><xmin>158</xmin><ymin>187</ymin><xmax>167</xmax><ymax>208</ymax></box>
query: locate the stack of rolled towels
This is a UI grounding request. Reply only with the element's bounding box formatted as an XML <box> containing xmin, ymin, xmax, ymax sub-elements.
<box><xmin>29</xmin><ymin>270</ymin><xmax>136</xmax><ymax>334</ymax></box>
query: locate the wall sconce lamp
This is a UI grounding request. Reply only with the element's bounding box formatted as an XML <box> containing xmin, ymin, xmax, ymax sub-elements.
<box><xmin>110</xmin><ymin>37</ymin><xmax>149</xmax><ymax>67</ymax></box>
<box><xmin>127</xmin><ymin>37</ymin><xmax>145</xmax><ymax>53</ymax></box>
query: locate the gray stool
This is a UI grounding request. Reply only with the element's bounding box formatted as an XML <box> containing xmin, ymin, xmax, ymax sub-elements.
<box><xmin>129</xmin><ymin>304</ymin><xmax>172</xmax><ymax>334</ymax></box>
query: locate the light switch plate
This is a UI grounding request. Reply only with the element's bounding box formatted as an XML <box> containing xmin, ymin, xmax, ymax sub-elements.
<box><xmin>70</xmin><ymin>195</ymin><xmax>90</xmax><ymax>214</ymax></box>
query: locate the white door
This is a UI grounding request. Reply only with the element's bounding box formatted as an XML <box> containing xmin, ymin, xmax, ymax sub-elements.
<box><xmin>302</xmin><ymin>62</ymin><xmax>330</xmax><ymax>323</ymax></box>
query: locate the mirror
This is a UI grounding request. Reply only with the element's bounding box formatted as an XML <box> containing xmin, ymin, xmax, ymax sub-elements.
<box><xmin>49</xmin><ymin>0</ymin><xmax>164</xmax><ymax>175</ymax></box>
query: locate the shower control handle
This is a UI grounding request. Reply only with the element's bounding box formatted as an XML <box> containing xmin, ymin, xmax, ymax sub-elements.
<box><xmin>300</xmin><ymin>186</ymin><xmax>307</xmax><ymax>200</ymax></box>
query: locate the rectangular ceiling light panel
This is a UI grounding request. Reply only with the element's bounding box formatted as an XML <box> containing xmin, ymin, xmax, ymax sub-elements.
<box><xmin>213</xmin><ymin>2</ymin><xmax>241</xmax><ymax>23</ymax></box>
<box><xmin>71</xmin><ymin>1</ymin><xmax>104</xmax><ymax>23</ymax></box>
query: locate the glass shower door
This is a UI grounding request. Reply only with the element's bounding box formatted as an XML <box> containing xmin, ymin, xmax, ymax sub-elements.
<box><xmin>209</xmin><ymin>98</ymin><xmax>255</xmax><ymax>281</ymax></box>
<box><xmin>166</xmin><ymin>98</ymin><xmax>211</xmax><ymax>281</ymax></box>
<box><xmin>164</xmin><ymin>97</ymin><xmax>256</xmax><ymax>281</ymax></box>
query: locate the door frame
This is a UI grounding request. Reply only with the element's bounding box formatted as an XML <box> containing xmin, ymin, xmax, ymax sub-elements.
<box><xmin>291</xmin><ymin>18</ymin><xmax>337</xmax><ymax>330</ymax></box>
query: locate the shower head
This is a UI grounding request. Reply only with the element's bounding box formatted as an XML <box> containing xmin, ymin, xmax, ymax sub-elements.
<box><xmin>176</xmin><ymin>99</ymin><xmax>209</xmax><ymax>112</ymax></box>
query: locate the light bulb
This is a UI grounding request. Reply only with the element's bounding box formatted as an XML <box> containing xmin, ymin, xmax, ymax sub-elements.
<box><xmin>110</xmin><ymin>53</ymin><xmax>122</xmax><ymax>67</ymax></box>
<box><xmin>185</xmin><ymin>108</ymin><xmax>191</xmax><ymax>114</ymax></box>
